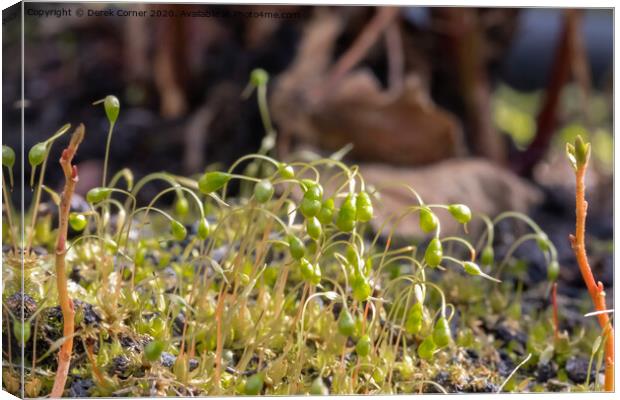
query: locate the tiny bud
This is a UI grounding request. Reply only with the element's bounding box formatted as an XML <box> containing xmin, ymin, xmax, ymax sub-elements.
<box><xmin>574</xmin><ymin>135</ymin><xmax>590</xmax><ymax>167</ymax></box>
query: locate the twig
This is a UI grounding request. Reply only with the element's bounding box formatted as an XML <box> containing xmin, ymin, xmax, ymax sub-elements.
<box><xmin>515</xmin><ymin>10</ymin><xmax>580</xmax><ymax>176</ymax></box>
<box><xmin>385</xmin><ymin>22</ymin><xmax>404</xmax><ymax>94</ymax></box>
<box><xmin>315</xmin><ymin>7</ymin><xmax>400</xmax><ymax>99</ymax></box>
<box><xmin>568</xmin><ymin>136</ymin><xmax>614</xmax><ymax>391</ymax></box>
<box><xmin>50</xmin><ymin>124</ymin><xmax>84</xmax><ymax>398</ymax></box>
<box><xmin>440</xmin><ymin>8</ymin><xmax>506</xmax><ymax>164</ymax></box>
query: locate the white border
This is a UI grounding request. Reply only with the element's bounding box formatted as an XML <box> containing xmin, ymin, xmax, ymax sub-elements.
<box><xmin>0</xmin><ymin>1</ymin><xmax>616</xmax><ymax>399</ymax></box>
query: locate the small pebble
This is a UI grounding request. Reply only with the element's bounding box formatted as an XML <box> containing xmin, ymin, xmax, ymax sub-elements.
<box><xmin>69</xmin><ymin>378</ymin><xmax>94</xmax><ymax>397</ymax></box>
<box><xmin>536</xmin><ymin>361</ymin><xmax>558</xmax><ymax>382</ymax></box>
<box><xmin>565</xmin><ymin>356</ymin><xmax>595</xmax><ymax>384</ymax></box>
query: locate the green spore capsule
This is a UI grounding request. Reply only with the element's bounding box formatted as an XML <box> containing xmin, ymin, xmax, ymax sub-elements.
<box><xmin>2</xmin><ymin>145</ymin><xmax>15</xmax><ymax>168</ymax></box>
<box><xmin>463</xmin><ymin>261</ymin><xmax>481</xmax><ymax>276</ymax></box>
<box><xmin>170</xmin><ymin>220</ymin><xmax>187</xmax><ymax>241</ymax></box>
<box><xmin>144</xmin><ymin>340</ymin><xmax>165</xmax><ymax>362</ymax></box>
<box><xmin>317</xmin><ymin>198</ymin><xmax>335</xmax><ymax>225</ymax></box>
<box><xmin>547</xmin><ymin>260</ymin><xmax>560</xmax><ymax>281</ymax></box>
<box><xmin>28</xmin><ymin>142</ymin><xmax>47</xmax><ymax>167</ymax></box>
<box><xmin>86</xmin><ymin>187</ymin><xmax>112</xmax><ymax>204</ymax></box>
<box><xmin>309</xmin><ymin>377</ymin><xmax>329</xmax><ymax>395</ymax></box>
<box><xmin>419</xmin><ymin>207</ymin><xmax>438</xmax><ymax>233</ymax></box>
<box><xmin>336</xmin><ymin>195</ymin><xmax>356</xmax><ymax>232</ymax></box>
<box><xmin>69</xmin><ymin>212</ymin><xmax>87</xmax><ymax>231</ymax></box>
<box><xmin>254</xmin><ymin>179</ymin><xmax>274</xmax><ymax>203</ymax></box>
<box><xmin>287</xmin><ymin>235</ymin><xmax>306</xmax><ymax>260</ymax></box>
<box><xmin>13</xmin><ymin>321</ymin><xmax>31</xmax><ymax>345</ymax></box>
<box><xmin>448</xmin><ymin>204</ymin><xmax>471</xmax><ymax>224</ymax></box>
<box><xmin>278</xmin><ymin>163</ymin><xmax>295</xmax><ymax>179</ymax></box>
<box><xmin>351</xmin><ymin>273</ymin><xmax>372</xmax><ymax>301</ymax></box>
<box><xmin>311</xmin><ymin>262</ymin><xmax>322</xmax><ymax>285</ymax></box>
<box><xmin>345</xmin><ymin>244</ymin><xmax>359</xmax><ymax>269</ymax></box>
<box><xmin>424</xmin><ymin>238</ymin><xmax>443</xmax><ymax>267</ymax></box>
<box><xmin>462</xmin><ymin>261</ymin><xmax>501</xmax><ymax>282</ymax></box>
<box><xmin>300</xmin><ymin>194</ymin><xmax>322</xmax><ymax>218</ymax></box>
<box><xmin>135</xmin><ymin>246</ymin><xmax>147</xmax><ymax>267</ymax></box>
<box><xmin>433</xmin><ymin>316</ymin><xmax>451</xmax><ymax>348</ymax></box>
<box><xmin>355</xmin><ymin>192</ymin><xmax>373</xmax><ymax>222</ymax></box>
<box><xmin>536</xmin><ymin>233</ymin><xmax>551</xmax><ymax>252</ymax></box>
<box><xmin>481</xmin><ymin>246</ymin><xmax>494</xmax><ymax>267</ymax></box>
<box><xmin>250</xmin><ymin>68</ymin><xmax>269</xmax><ymax>87</ymax></box>
<box><xmin>356</xmin><ymin>334</ymin><xmax>372</xmax><ymax>357</ymax></box>
<box><xmin>197</xmin><ymin>218</ymin><xmax>210</xmax><ymax>240</ymax></box>
<box><xmin>305</xmin><ymin>216</ymin><xmax>322</xmax><ymax>240</ymax></box>
<box><xmin>175</xmin><ymin>196</ymin><xmax>190</xmax><ymax>217</ymax></box>
<box><xmin>405</xmin><ymin>303</ymin><xmax>424</xmax><ymax>335</ymax></box>
<box><xmin>417</xmin><ymin>335</ymin><xmax>436</xmax><ymax>360</ymax></box>
<box><xmin>244</xmin><ymin>373</ymin><xmax>264</xmax><ymax>395</ymax></box>
<box><xmin>337</xmin><ymin>309</ymin><xmax>355</xmax><ymax>337</ymax></box>
<box><xmin>299</xmin><ymin>258</ymin><xmax>316</xmax><ymax>284</ymax></box>
<box><xmin>198</xmin><ymin>171</ymin><xmax>231</xmax><ymax>194</ymax></box>
<box><xmin>105</xmin><ymin>238</ymin><xmax>118</xmax><ymax>253</ymax></box>
<box><xmin>104</xmin><ymin>95</ymin><xmax>120</xmax><ymax>124</ymax></box>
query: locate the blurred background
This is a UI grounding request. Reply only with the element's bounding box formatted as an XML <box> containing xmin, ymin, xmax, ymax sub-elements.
<box><xmin>2</xmin><ymin>3</ymin><xmax>613</xmax><ymax>290</ymax></box>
